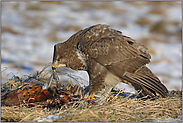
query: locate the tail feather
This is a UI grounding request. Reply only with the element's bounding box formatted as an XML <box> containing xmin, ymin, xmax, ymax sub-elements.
<box><xmin>130</xmin><ymin>84</ymin><xmax>156</xmax><ymax>97</ymax></box>
<box><xmin>123</xmin><ymin>66</ymin><xmax>168</xmax><ymax>98</ymax></box>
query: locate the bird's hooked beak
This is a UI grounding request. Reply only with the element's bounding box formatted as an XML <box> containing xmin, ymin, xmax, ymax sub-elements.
<box><xmin>52</xmin><ymin>62</ymin><xmax>66</xmax><ymax>70</ymax></box>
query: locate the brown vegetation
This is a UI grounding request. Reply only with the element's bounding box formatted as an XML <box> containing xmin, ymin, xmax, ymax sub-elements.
<box><xmin>1</xmin><ymin>79</ymin><xmax>182</xmax><ymax>122</ymax></box>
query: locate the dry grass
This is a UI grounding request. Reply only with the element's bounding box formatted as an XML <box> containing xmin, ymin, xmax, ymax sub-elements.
<box><xmin>1</xmin><ymin>90</ymin><xmax>182</xmax><ymax>122</ymax></box>
<box><xmin>1</xmin><ymin>65</ymin><xmax>182</xmax><ymax>122</ymax></box>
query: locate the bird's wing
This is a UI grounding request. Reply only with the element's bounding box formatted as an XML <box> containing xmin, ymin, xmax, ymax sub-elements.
<box><xmin>77</xmin><ymin>24</ymin><xmax>168</xmax><ymax>97</ymax></box>
<box><xmin>78</xmin><ymin>34</ymin><xmax>151</xmax><ymax>76</ymax></box>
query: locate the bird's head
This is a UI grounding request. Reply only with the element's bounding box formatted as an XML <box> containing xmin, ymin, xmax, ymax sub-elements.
<box><xmin>52</xmin><ymin>43</ymin><xmax>67</xmax><ymax>70</ymax></box>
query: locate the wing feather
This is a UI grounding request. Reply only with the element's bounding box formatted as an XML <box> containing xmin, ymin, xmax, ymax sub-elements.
<box><xmin>77</xmin><ymin>24</ymin><xmax>168</xmax><ymax>97</ymax></box>
<box><xmin>124</xmin><ymin>66</ymin><xmax>168</xmax><ymax>97</ymax></box>
<box><xmin>79</xmin><ymin>36</ymin><xmax>150</xmax><ymax>75</ymax></box>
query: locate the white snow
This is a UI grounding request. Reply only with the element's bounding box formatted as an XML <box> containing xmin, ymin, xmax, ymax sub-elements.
<box><xmin>1</xmin><ymin>1</ymin><xmax>182</xmax><ymax>92</ymax></box>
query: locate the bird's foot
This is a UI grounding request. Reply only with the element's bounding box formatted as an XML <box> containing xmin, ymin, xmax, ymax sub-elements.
<box><xmin>87</xmin><ymin>93</ymin><xmax>97</xmax><ymax>100</ymax></box>
<box><xmin>83</xmin><ymin>93</ymin><xmax>96</xmax><ymax>105</ymax></box>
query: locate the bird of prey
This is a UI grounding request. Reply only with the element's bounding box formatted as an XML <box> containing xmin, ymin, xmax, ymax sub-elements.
<box><xmin>51</xmin><ymin>24</ymin><xmax>168</xmax><ymax>101</ymax></box>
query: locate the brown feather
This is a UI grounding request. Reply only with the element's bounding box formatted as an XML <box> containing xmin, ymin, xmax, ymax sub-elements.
<box><xmin>52</xmin><ymin>24</ymin><xmax>168</xmax><ymax>98</ymax></box>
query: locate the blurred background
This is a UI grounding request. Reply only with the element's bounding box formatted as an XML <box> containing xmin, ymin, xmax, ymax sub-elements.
<box><xmin>1</xmin><ymin>1</ymin><xmax>182</xmax><ymax>92</ymax></box>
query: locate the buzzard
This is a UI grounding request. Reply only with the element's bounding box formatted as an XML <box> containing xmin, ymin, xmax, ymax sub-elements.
<box><xmin>51</xmin><ymin>24</ymin><xmax>168</xmax><ymax>100</ymax></box>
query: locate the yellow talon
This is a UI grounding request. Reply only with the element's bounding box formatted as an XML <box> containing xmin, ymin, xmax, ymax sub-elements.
<box><xmin>87</xmin><ymin>92</ymin><xmax>96</xmax><ymax>100</ymax></box>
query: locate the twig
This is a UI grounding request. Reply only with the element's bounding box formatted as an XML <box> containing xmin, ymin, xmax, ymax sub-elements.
<box><xmin>19</xmin><ymin>111</ymin><xmax>35</xmax><ymax>122</ymax></box>
<box><xmin>89</xmin><ymin>109</ymin><xmax>102</xmax><ymax>121</ymax></box>
<box><xmin>111</xmin><ymin>88</ymin><xmax>125</xmax><ymax>102</ymax></box>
